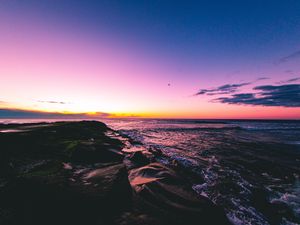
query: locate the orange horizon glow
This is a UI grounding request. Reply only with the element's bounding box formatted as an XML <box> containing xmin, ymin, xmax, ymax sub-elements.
<box><xmin>1</xmin><ymin>104</ymin><xmax>300</xmax><ymax>120</ymax></box>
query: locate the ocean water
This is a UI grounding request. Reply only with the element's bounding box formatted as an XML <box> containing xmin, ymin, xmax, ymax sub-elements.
<box><xmin>102</xmin><ymin>119</ymin><xmax>300</xmax><ymax>225</ymax></box>
<box><xmin>1</xmin><ymin>118</ymin><xmax>300</xmax><ymax>224</ymax></box>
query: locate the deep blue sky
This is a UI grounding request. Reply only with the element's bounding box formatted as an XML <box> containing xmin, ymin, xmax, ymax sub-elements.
<box><xmin>3</xmin><ymin>0</ymin><xmax>300</xmax><ymax>62</ymax></box>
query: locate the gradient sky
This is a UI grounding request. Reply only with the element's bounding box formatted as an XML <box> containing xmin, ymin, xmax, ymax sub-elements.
<box><xmin>1</xmin><ymin>0</ymin><xmax>300</xmax><ymax>119</ymax></box>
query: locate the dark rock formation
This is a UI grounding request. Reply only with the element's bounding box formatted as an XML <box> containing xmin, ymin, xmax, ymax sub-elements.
<box><xmin>0</xmin><ymin>121</ymin><xmax>130</xmax><ymax>225</ymax></box>
<box><xmin>128</xmin><ymin>163</ymin><xmax>231</xmax><ymax>225</ymax></box>
<box><xmin>0</xmin><ymin>121</ymin><xmax>231</xmax><ymax>225</ymax></box>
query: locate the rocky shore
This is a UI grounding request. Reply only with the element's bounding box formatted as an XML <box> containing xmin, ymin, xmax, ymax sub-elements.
<box><xmin>0</xmin><ymin>121</ymin><xmax>231</xmax><ymax>225</ymax></box>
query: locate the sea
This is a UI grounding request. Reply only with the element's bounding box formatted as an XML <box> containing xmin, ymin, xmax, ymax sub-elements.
<box><xmin>1</xmin><ymin>118</ymin><xmax>300</xmax><ymax>225</ymax></box>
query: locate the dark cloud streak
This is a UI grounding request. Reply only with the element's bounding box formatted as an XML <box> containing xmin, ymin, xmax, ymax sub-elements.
<box><xmin>195</xmin><ymin>77</ymin><xmax>269</xmax><ymax>96</ymax></box>
<box><xmin>277</xmin><ymin>77</ymin><xmax>300</xmax><ymax>84</ymax></box>
<box><xmin>195</xmin><ymin>82</ymin><xmax>251</xmax><ymax>96</ymax></box>
<box><xmin>215</xmin><ymin>84</ymin><xmax>300</xmax><ymax>107</ymax></box>
<box><xmin>0</xmin><ymin>109</ymin><xmax>111</xmax><ymax>118</ymax></box>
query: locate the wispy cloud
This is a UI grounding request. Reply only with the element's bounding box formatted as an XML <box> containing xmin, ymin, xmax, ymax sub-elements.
<box><xmin>276</xmin><ymin>50</ymin><xmax>300</xmax><ymax>64</ymax></box>
<box><xmin>0</xmin><ymin>100</ymin><xmax>11</xmax><ymax>107</ymax></box>
<box><xmin>256</xmin><ymin>77</ymin><xmax>269</xmax><ymax>81</ymax></box>
<box><xmin>37</xmin><ymin>100</ymin><xmax>68</xmax><ymax>104</ymax></box>
<box><xmin>285</xmin><ymin>70</ymin><xmax>294</xmax><ymax>74</ymax></box>
<box><xmin>276</xmin><ymin>77</ymin><xmax>300</xmax><ymax>84</ymax></box>
<box><xmin>215</xmin><ymin>84</ymin><xmax>300</xmax><ymax>107</ymax></box>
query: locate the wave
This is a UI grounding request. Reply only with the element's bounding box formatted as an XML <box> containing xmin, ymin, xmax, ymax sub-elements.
<box><xmin>151</xmin><ymin>126</ymin><xmax>243</xmax><ymax>132</ymax></box>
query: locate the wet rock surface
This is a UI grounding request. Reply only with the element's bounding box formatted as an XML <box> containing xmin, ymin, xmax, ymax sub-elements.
<box><xmin>128</xmin><ymin>163</ymin><xmax>230</xmax><ymax>225</ymax></box>
<box><xmin>0</xmin><ymin>121</ymin><xmax>231</xmax><ymax>225</ymax></box>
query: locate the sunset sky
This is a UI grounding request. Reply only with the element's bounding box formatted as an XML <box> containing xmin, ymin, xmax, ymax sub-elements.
<box><xmin>1</xmin><ymin>0</ymin><xmax>300</xmax><ymax>119</ymax></box>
